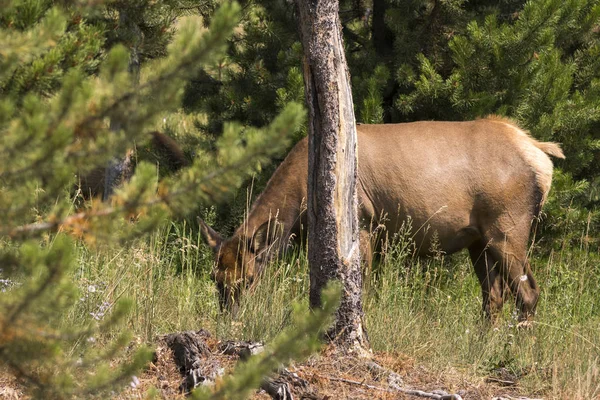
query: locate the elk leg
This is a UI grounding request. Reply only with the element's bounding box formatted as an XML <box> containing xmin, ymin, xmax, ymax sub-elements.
<box><xmin>359</xmin><ymin>229</ymin><xmax>374</xmax><ymax>292</ymax></box>
<box><xmin>359</xmin><ymin>230</ymin><xmax>373</xmax><ymax>271</ymax></box>
<box><xmin>508</xmin><ymin>258</ymin><xmax>539</xmax><ymax>321</ymax></box>
<box><xmin>488</xmin><ymin>238</ymin><xmax>539</xmax><ymax>321</ymax></box>
<box><xmin>469</xmin><ymin>240</ymin><xmax>505</xmax><ymax>320</ymax></box>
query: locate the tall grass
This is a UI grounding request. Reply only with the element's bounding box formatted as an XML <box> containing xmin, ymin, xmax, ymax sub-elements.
<box><xmin>67</xmin><ymin>220</ymin><xmax>600</xmax><ymax>398</ymax></box>
<box><xmin>365</xmin><ymin>234</ymin><xmax>600</xmax><ymax>398</ymax></box>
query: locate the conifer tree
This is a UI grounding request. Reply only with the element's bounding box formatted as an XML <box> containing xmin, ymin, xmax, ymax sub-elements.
<box><xmin>0</xmin><ymin>1</ymin><xmax>308</xmax><ymax>397</ymax></box>
<box><xmin>391</xmin><ymin>0</ymin><xmax>600</xmax><ymax>239</ymax></box>
<box><xmin>187</xmin><ymin>0</ymin><xmax>599</xmax><ymax>242</ymax></box>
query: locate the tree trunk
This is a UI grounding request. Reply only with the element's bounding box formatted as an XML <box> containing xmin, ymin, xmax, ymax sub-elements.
<box><xmin>372</xmin><ymin>0</ymin><xmax>391</xmax><ymax>58</ymax></box>
<box><xmin>103</xmin><ymin>11</ymin><xmax>142</xmax><ymax>201</ymax></box>
<box><xmin>296</xmin><ymin>0</ymin><xmax>369</xmax><ymax>351</ymax></box>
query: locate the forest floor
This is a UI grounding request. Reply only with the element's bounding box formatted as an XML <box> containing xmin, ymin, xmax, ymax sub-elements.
<box><xmin>2</xmin><ymin>224</ymin><xmax>598</xmax><ymax>399</ymax></box>
<box><xmin>0</xmin><ymin>328</ymin><xmax>544</xmax><ymax>400</ymax></box>
<box><xmin>111</xmin><ymin>329</ymin><xmax>539</xmax><ymax>400</ymax></box>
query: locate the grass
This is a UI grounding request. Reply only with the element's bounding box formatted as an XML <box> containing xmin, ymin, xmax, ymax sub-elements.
<box><xmin>66</xmin><ymin>220</ymin><xmax>600</xmax><ymax>399</ymax></box>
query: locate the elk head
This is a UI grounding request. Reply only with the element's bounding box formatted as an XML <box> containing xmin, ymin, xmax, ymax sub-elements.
<box><xmin>198</xmin><ymin>217</ymin><xmax>274</xmax><ymax>312</ymax></box>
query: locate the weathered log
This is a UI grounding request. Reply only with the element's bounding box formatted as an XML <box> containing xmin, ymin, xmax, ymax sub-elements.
<box><xmin>261</xmin><ymin>378</ymin><xmax>293</xmax><ymax>400</ymax></box>
<box><xmin>180</xmin><ymin>367</ymin><xmax>218</xmax><ymax>393</ymax></box>
<box><xmin>162</xmin><ymin>332</ymin><xmax>320</xmax><ymax>400</ymax></box>
<box><xmin>162</xmin><ymin>330</ymin><xmax>220</xmax><ymax>394</ymax></box>
<box><xmin>261</xmin><ymin>369</ymin><xmax>319</xmax><ymax>400</ymax></box>
<box><xmin>164</xmin><ymin>330</ymin><xmax>211</xmax><ymax>373</ymax></box>
<box><xmin>218</xmin><ymin>340</ymin><xmax>265</xmax><ymax>360</ymax></box>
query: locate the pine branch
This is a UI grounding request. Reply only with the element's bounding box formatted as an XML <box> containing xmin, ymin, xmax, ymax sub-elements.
<box><xmin>3</xmin><ymin>144</ymin><xmax>279</xmax><ymax>239</ymax></box>
<box><xmin>4</xmin><ymin>263</ymin><xmax>62</xmax><ymax>326</ymax></box>
<box><xmin>342</xmin><ymin>24</ymin><xmax>368</xmax><ymax>49</ymax></box>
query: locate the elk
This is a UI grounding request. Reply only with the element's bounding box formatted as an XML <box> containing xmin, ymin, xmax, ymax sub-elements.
<box><xmin>199</xmin><ymin>117</ymin><xmax>565</xmax><ymax>320</ymax></box>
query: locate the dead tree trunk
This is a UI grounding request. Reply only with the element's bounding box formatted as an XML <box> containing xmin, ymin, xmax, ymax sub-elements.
<box><xmin>296</xmin><ymin>0</ymin><xmax>369</xmax><ymax>351</ymax></box>
<box><xmin>103</xmin><ymin>11</ymin><xmax>142</xmax><ymax>201</ymax></box>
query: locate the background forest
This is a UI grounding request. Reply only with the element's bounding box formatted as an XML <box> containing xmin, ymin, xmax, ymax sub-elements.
<box><xmin>1</xmin><ymin>0</ymin><xmax>599</xmax><ymax>398</ymax></box>
<box><xmin>188</xmin><ymin>0</ymin><xmax>600</xmax><ymax>241</ymax></box>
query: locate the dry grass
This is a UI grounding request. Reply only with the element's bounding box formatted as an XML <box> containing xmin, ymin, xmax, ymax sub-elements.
<box><xmin>2</xmin><ymin>221</ymin><xmax>599</xmax><ymax>399</ymax></box>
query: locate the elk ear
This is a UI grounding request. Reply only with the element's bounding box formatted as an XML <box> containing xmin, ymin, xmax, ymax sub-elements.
<box><xmin>198</xmin><ymin>217</ymin><xmax>223</xmax><ymax>252</ymax></box>
<box><xmin>251</xmin><ymin>221</ymin><xmax>276</xmax><ymax>254</ymax></box>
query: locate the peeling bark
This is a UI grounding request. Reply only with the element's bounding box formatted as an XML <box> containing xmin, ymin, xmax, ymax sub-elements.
<box><xmin>296</xmin><ymin>0</ymin><xmax>368</xmax><ymax>350</ymax></box>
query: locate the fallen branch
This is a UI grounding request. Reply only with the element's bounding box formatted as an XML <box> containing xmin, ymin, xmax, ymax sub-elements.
<box><xmin>367</xmin><ymin>360</ymin><xmax>463</xmax><ymax>399</ymax></box>
<box><xmin>485</xmin><ymin>376</ymin><xmax>517</xmax><ymax>386</ymax></box>
<box><xmin>261</xmin><ymin>378</ymin><xmax>293</xmax><ymax>400</ymax></box>
<box><xmin>366</xmin><ymin>360</ymin><xmax>404</xmax><ymax>390</ymax></box>
<box><xmin>321</xmin><ymin>373</ymin><xmax>463</xmax><ymax>400</ymax></box>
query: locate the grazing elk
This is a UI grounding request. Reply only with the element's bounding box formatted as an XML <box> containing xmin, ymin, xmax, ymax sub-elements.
<box><xmin>199</xmin><ymin>117</ymin><xmax>565</xmax><ymax>320</ymax></box>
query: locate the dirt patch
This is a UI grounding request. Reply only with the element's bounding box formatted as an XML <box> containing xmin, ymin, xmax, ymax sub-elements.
<box><xmin>120</xmin><ymin>330</ymin><xmax>539</xmax><ymax>400</ymax></box>
<box><xmin>1</xmin><ymin>333</ymin><xmax>540</xmax><ymax>400</ymax></box>
<box><xmin>0</xmin><ymin>372</ymin><xmax>25</xmax><ymax>400</ymax></box>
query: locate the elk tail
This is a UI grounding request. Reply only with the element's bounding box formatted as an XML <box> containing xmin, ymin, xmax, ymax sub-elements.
<box><xmin>535</xmin><ymin>141</ymin><xmax>565</xmax><ymax>159</ymax></box>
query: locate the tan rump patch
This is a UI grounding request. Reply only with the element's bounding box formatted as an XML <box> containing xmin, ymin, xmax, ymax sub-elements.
<box><xmin>483</xmin><ymin>114</ymin><xmax>520</xmax><ymax>125</ymax></box>
<box><xmin>487</xmin><ymin>117</ymin><xmax>557</xmax><ymax>206</ymax></box>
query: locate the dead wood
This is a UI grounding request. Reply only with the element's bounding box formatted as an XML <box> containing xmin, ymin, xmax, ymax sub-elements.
<box><xmin>164</xmin><ymin>330</ymin><xmax>211</xmax><ymax>372</ymax></box>
<box><xmin>322</xmin><ymin>374</ymin><xmax>464</xmax><ymax>399</ymax></box>
<box><xmin>261</xmin><ymin>369</ymin><xmax>320</xmax><ymax>400</ymax></box>
<box><xmin>218</xmin><ymin>340</ymin><xmax>265</xmax><ymax>360</ymax></box>
<box><xmin>261</xmin><ymin>378</ymin><xmax>293</xmax><ymax>400</ymax></box>
<box><xmin>162</xmin><ymin>333</ymin><xmax>299</xmax><ymax>399</ymax></box>
<box><xmin>162</xmin><ymin>330</ymin><xmax>225</xmax><ymax>394</ymax></box>
<box><xmin>366</xmin><ymin>360</ymin><xmax>404</xmax><ymax>389</ymax></box>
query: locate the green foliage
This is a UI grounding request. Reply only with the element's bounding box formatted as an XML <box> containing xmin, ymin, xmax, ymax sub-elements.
<box><xmin>0</xmin><ymin>0</ymin><xmax>306</xmax><ymax>397</ymax></box>
<box><xmin>356</xmin><ymin>64</ymin><xmax>390</xmax><ymax>124</ymax></box>
<box><xmin>383</xmin><ymin>0</ymin><xmax>600</xmax><ymax>242</ymax></box>
<box><xmin>1</xmin><ymin>8</ymin><xmax>104</xmax><ymax>100</ymax></box>
<box><xmin>175</xmin><ymin>1</ymin><xmax>310</xmax><ymax>232</ymax></box>
<box><xmin>0</xmin><ymin>1</ymin><xmax>247</xmax><ymax>235</ymax></box>
<box><xmin>194</xmin><ymin>283</ymin><xmax>340</xmax><ymax>400</ymax></box>
<box><xmin>0</xmin><ymin>234</ymin><xmax>153</xmax><ymax>398</ymax></box>
<box><xmin>183</xmin><ymin>1</ymin><xmax>304</xmax><ymax>135</ymax></box>
<box><xmin>67</xmin><ymin>218</ymin><xmax>600</xmax><ymax>398</ymax></box>
<box><xmin>186</xmin><ymin>0</ymin><xmax>599</xmax><ymax>244</ymax></box>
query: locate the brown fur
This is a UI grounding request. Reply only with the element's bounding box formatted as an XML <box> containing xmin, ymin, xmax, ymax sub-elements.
<box><xmin>200</xmin><ymin>119</ymin><xmax>564</xmax><ymax>319</ymax></box>
<box><xmin>149</xmin><ymin>131</ymin><xmax>190</xmax><ymax>170</ymax></box>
